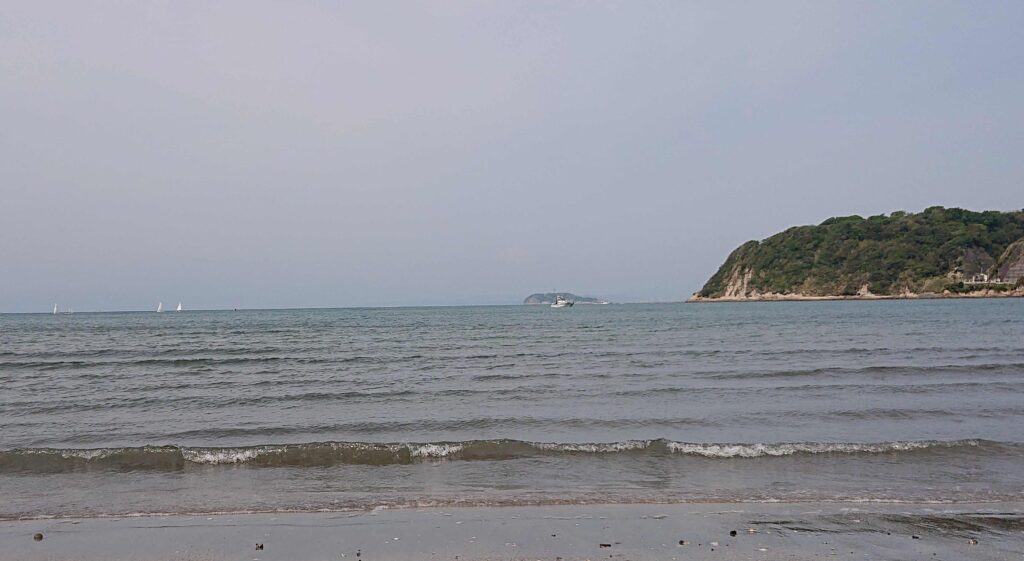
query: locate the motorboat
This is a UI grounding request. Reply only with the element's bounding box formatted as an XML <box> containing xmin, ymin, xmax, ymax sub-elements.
<box><xmin>551</xmin><ymin>295</ymin><xmax>574</xmax><ymax>308</ymax></box>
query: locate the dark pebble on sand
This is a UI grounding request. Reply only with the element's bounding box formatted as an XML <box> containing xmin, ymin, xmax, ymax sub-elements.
<box><xmin>599</xmin><ymin>543</ymin><xmax>612</xmax><ymax>548</ymax></box>
<box><xmin>912</xmin><ymin>535</ymin><xmax>920</xmax><ymax>540</ymax></box>
<box><xmin>678</xmin><ymin>540</ymin><xmax>687</xmax><ymax>545</ymax></box>
<box><xmin>33</xmin><ymin>533</ymin><xmax>43</xmax><ymax>541</ymax></box>
<box><xmin>255</xmin><ymin>543</ymin><xmax>263</xmax><ymax>550</ymax></box>
<box><xmin>729</xmin><ymin>530</ymin><xmax>737</xmax><ymax>537</ymax></box>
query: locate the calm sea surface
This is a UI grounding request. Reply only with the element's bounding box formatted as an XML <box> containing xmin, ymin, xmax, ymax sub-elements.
<box><xmin>1</xmin><ymin>301</ymin><xmax>1023</xmax><ymax>518</ymax></box>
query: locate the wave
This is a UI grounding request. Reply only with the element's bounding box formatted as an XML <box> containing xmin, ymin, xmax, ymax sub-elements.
<box><xmin>702</xmin><ymin>362</ymin><xmax>1024</xmax><ymax>380</ymax></box>
<box><xmin>0</xmin><ymin>438</ymin><xmax>1005</xmax><ymax>473</ymax></box>
<box><xmin>664</xmin><ymin>440</ymin><xmax>985</xmax><ymax>457</ymax></box>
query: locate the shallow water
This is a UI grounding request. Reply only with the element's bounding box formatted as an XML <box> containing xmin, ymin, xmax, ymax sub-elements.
<box><xmin>1</xmin><ymin>301</ymin><xmax>1023</xmax><ymax>517</ymax></box>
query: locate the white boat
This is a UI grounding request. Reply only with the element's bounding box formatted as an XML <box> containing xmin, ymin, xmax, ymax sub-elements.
<box><xmin>52</xmin><ymin>304</ymin><xmax>58</xmax><ymax>315</ymax></box>
<box><xmin>176</xmin><ymin>302</ymin><xmax>182</xmax><ymax>312</ymax></box>
<box><xmin>157</xmin><ymin>302</ymin><xmax>163</xmax><ymax>313</ymax></box>
<box><xmin>550</xmin><ymin>294</ymin><xmax>574</xmax><ymax>308</ymax></box>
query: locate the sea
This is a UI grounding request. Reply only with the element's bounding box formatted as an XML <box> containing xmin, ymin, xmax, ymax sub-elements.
<box><xmin>1</xmin><ymin>300</ymin><xmax>1023</xmax><ymax>519</ymax></box>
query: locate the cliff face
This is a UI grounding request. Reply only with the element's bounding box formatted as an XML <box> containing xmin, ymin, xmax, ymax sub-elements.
<box><xmin>995</xmin><ymin>239</ymin><xmax>1024</xmax><ymax>282</ymax></box>
<box><xmin>692</xmin><ymin>207</ymin><xmax>1024</xmax><ymax>301</ymax></box>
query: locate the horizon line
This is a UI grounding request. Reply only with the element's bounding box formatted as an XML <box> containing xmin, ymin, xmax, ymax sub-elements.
<box><xmin>1</xmin><ymin>300</ymin><xmax>691</xmax><ymax>315</ymax></box>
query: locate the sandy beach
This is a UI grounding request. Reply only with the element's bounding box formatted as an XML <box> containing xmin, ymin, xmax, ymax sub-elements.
<box><xmin>3</xmin><ymin>502</ymin><xmax>1022</xmax><ymax>561</ymax></box>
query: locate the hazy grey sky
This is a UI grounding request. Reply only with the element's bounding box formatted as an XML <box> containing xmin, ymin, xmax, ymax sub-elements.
<box><xmin>2</xmin><ymin>1</ymin><xmax>1022</xmax><ymax>311</ymax></box>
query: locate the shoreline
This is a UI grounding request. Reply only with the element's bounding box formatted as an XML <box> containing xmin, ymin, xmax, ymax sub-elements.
<box><xmin>687</xmin><ymin>290</ymin><xmax>1024</xmax><ymax>302</ymax></box>
<box><xmin>3</xmin><ymin>501</ymin><xmax>1021</xmax><ymax>561</ymax></box>
<box><xmin>6</xmin><ymin>495</ymin><xmax>1017</xmax><ymax>523</ymax></box>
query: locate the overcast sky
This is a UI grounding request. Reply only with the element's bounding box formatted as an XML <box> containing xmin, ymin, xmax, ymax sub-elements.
<box><xmin>2</xmin><ymin>1</ymin><xmax>1022</xmax><ymax>312</ymax></box>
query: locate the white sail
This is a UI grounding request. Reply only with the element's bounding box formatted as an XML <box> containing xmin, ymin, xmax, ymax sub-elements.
<box><xmin>53</xmin><ymin>304</ymin><xmax>58</xmax><ymax>314</ymax></box>
<box><xmin>157</xmin><ymin>302</ymin><xmax>163</xmax><ymax>313</ymax></box>
<box><xmin>176</xmin><ymin>302</ymin><xmax>182</xmax><ymax>312</ymax></box>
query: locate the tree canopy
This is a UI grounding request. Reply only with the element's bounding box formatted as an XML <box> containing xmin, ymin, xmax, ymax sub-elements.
<box><xmin>699</xmin><ymin>207</ymin><xmax>1024</xmax><ymax>298</ymax></box>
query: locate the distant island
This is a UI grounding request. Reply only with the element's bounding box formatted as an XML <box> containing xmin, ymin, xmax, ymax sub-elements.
<box><xmin>690</xmin><ymin>207</ymin><xmax>1024</xmax><ymax>302</ymax></box>
<box><xmin>523</xmin><ymin>293</ymin><xmax>609</xmax><ymax>305</ymax></box>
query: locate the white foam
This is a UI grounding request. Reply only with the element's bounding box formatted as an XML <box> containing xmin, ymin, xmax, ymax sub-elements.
<box><xmin>408</xmin><ymin>443</ymin><xmax>465</xmax><ymax>458</ymax></box>
<box><xmin>534</xmin><ymin>440</ymin><xmax>652</xmax><ymax>453</ymax></box>
<box><xmin>665</xmin><ymin>440</ymin><xmax>981</xmax><ymax>458</ymax></box>
<box><xmin>57</xmin><ymin>448</ymin><xmax>115</xmax><ymax>460</ymax></box>
<box><xmin>30</xmin><ymin>446</ymin><xmax>171</xmax><ymax>461</ymax></box>
<box><xmin>181</xmin><ymin>446</ymin><xmax>282</xmax><ymax>464</ymax></box>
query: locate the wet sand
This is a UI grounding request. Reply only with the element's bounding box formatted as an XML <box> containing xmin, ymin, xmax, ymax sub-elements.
<box><xmin>2</xmin><ymin>502</ymin><xmax>1022</xmax><ymax>561</ymax></box>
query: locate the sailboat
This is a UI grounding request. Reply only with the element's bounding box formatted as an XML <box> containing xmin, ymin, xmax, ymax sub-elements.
<box><xmin>157</xmin><ymin>302</ymin><xmax>163</xmax><ymax>313</ymax></box>
<box><xmin>176</xmin><ymin>302</ymin><xmax>182</xmax><ymax>312</ymax></box>
<box><xmin>52</xmin><ymin>304</ymin><xmax>58</xmax><ymax>315</ymax></box>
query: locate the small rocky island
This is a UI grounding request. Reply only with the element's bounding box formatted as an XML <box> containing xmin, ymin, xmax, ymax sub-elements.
<box><xmin>691</xmin><ymin>207</ymin><xmax>1024</xmax><ymax>301</ymax></box>
<box><xmin>523</xmin><ymin>293</ymin><xmax>609</xmax><ymax>305</ymax></box>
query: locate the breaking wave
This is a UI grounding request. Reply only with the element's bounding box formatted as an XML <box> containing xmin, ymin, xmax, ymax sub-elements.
<box><xmin>0</xmin><ymin>438</ymin><xmax>1003</xmax><ymax>473</ymax></box>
